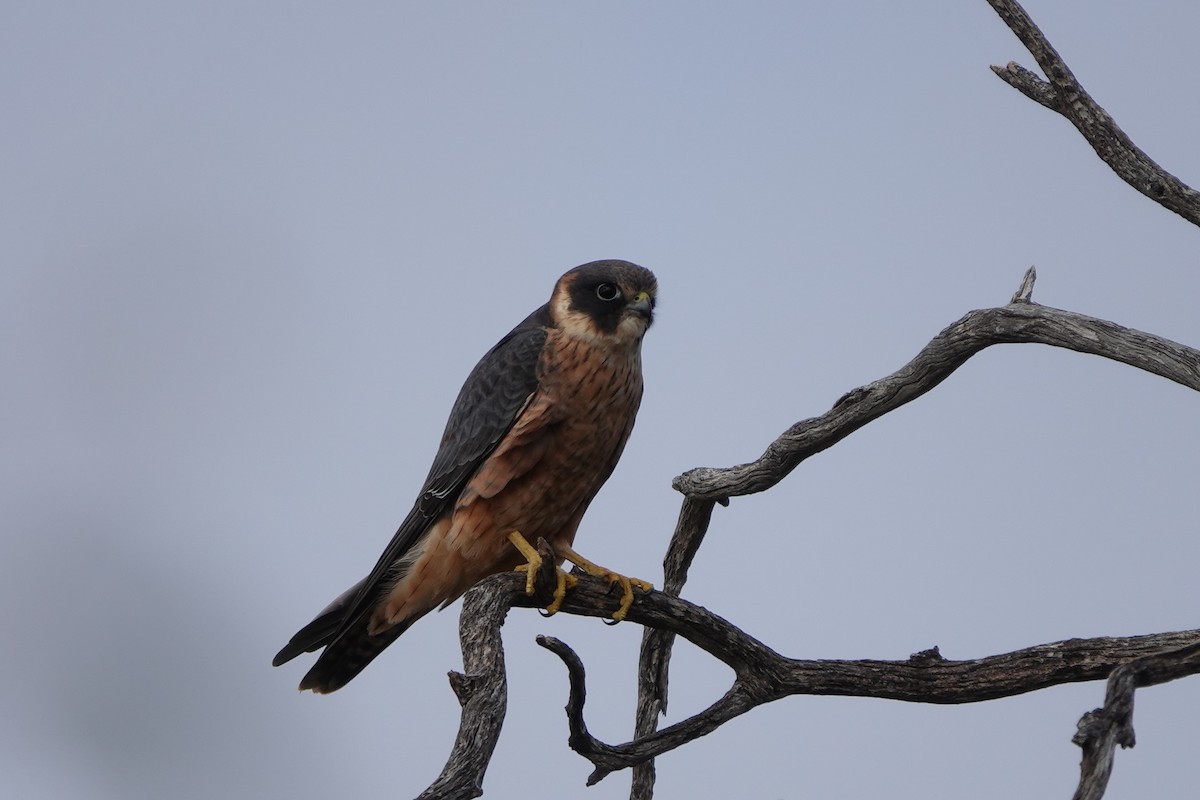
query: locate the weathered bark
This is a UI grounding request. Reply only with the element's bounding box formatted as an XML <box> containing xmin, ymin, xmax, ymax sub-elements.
<box><xmin>672</xmin><ymin>270</ymin><xmax>1200</xmax><ymax>501</ymax></box>
<box><xmin>415</xmin><ymin>587</ymin><xmax>511</xmax><ymax>800</ymax></box>
<box><xmin>419</xmin><ymin>570</ymin><xmax>1200</xmax><ymax>792</ymax></box>
<box><xmin>986</xmin><ymin>0</ymin><xmax>1200</xmax><ymax>227</ymax></box>
<box><xmin>1071</xmin><ymin>642</ymin><xmax>1200</xmax><ymax>800</ymax></box>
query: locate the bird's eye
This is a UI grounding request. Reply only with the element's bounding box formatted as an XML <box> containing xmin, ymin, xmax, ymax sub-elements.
<box><xmin>595</xmin><ymin>283</ymin><xmax>620</xmax><ymax>302</ymax></box>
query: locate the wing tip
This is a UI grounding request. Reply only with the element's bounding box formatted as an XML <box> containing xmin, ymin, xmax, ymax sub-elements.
<box><xmin>271</xmin><ymin>645</ymin><xmax>299</xmax><ymax>668</ymax></box>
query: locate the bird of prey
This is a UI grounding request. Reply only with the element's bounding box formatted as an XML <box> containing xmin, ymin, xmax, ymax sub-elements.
<box><xmin>273</xmin><ymin>259</ymin><xmax>657</xmax><ymax>693</ymax></box>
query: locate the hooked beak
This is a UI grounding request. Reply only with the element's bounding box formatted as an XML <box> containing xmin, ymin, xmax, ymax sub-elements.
<box><xmin>627</xmin><ymin>291</ymin><xmax>654</xmax><ymax>323</ymax></box>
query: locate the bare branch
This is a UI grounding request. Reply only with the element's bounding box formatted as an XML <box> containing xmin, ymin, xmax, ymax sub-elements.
<box><xmin>632</xmin><ymin>497</ymin><xmax>718</xmax><ymax>799</ymax></box>
<box><xmin>674</xmin><ymin>284</ymin><xmax>1200</xmax><ymax>501</ymax></box>
<box><xmin>985</xmin><ymin>0</ymin><xmax>1200</xmax><ymax>226</ymax></box>
<box><xmin>1072</xmin><ymin>642</ymin><xmax>1200</xmax><ymax>800</ymax></box>
<box><xmin>416</xmin><ymin>586</ymin><xmax>511</xmax><ymax>800</ymax></box>
<box><xmin>642</xmin><ymin>263</ymin><xmax>1198</xmax><ymax>797</ymax></box>
<box><xmin>418</xmin><ymin>541</ymin><xmax>561</xmax><ymax>800</ymax></box>
<box><xmin>541</xmin><ymin>632</ymin><xmax>756</xmax><ymax>787</ymax></box>
<box><xmin>530</xmin><ymin>573</ymin><xmax>1200</xmax><ymax>784</ymax></box>
<box><xmin>422</xmin><ymin>569</ymin><xmax>1200</xmax><ymax>790</ymax></box>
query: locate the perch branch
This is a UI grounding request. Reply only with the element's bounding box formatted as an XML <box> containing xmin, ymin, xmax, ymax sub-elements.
<box><xmin>985</xmin><ymin>0</ymin><xmax>1200</xmax><ymax>226</ymax></box>
<box><xmin>423</xmin><ymin>569</ymin><xmax>1200</xmax><ymax>789</ymax></box>
<box><xmin>546</xmin><ymin>582</ymin><xmax>1200</xmax><ymax>785</ymax></box>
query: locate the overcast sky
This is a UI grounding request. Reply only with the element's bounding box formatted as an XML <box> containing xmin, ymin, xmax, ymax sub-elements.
<box><xmin>3</xmin><ymin>2</ymin><xmax>1199</xmax><ymax>799</ymax></box>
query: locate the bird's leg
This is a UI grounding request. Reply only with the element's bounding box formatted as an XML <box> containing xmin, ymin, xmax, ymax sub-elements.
<box><xmin>507</xmin><ymin>531</ymin><xmax>576</xmax><ymax>615</ymax></box>
<box><xmin>506</xmin><ymin>530</ymin><xmax>542</xmax><ymax>595</ymax></box>
<box><xmin>556</xmin><ymin>544</ymin><xmax>653</xmax><ymax>622</ymax></box>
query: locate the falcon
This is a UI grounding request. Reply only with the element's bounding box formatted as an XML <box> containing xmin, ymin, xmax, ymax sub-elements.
<box><xmin>273</xmin><ymin>259</ymin><xmax>657</xmax><ymax>693</ymax></box>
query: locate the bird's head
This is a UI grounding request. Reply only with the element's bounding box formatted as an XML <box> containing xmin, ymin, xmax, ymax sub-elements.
<box><xmin>550</xmin><ymin>260</ymin><xmax>657</xmax><ymax>348</ymax></box>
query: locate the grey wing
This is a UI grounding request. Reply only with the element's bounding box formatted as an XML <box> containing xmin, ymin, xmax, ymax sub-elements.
<box><xmin>272</xmin><ymin>304</ymin><xmax>550</xmax><ymax>666</ymax></box>
<box><xmin>419</xmin><ymin>304</ymin><xmax>552</xmax><ymax>514</ymax></box>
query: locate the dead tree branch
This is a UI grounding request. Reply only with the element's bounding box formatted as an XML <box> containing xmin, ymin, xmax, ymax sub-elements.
<box><xmin>630</xmin><ymin>268</ymin><xmax>1200</xmax><ymax>799</ymax></box>
<box><xmin>416</xmin><ymin>585</ymin><xmax>511</xmax><ymax>800</ymax></box>
<box><xmin>634</xmin><ymin>4</ymin><xmax>1200</xmax><ymax>785</ymax></box>
<box><xmin>420</xmin><ymin>568</ymin><xmax>1200</xmax><ymax>791</ymax></box>
<box><xmin>631</xmin><ymin>497</ymin><xmax>717</xmax><ymax>798</ymax></box>
<box><xmin>417</xmin><ymin>541</ymin><xmax>563</xmax><ymax>800</ymax></box>
<box><xmin>672</xmin><ymin>268</ymin><xmax>1200</xmax><ymax>501</ymax></box>
<box><xmin>986</xmin><ymin>0</ymin><xmax>1200</xmax><ymax>226</ymax></box>
<box><xmin>1072</xmin><ymin>641</ymin><xmax>1200</xmax><ymax>800</ymax></box>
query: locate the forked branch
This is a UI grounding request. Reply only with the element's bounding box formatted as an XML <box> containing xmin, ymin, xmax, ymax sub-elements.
<box><xmin>635</xmin><ymin>268</ymin><xmax>1200</xmax><ymax>799</ymax></box>
<box><xmin>422</xmin><ymin>570</ymin><xmax>1200</xmax><ymax>792</ymax></box>
<box><xmin>986</xmin><ymin>0</ymin><xmax>1200</xmax><ymax>226</ymax></box>
<box><xmin>672</xmin><ymin>268</ymin><xmax>1200</xmax><ymax>501</ymax></box>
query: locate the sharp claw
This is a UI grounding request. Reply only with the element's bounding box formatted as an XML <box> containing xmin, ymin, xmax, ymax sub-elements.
<box><xmin>611</xmin><ymin>577</ymin><xmax>634</xmax><ymax>622</ymax></box>
<box><xmin>543</xmin><ymin>569</ymin><xmax>576</xmax><ymax>616</ymax></box>
<box><xmin>554</xmin><ymin>543</ymin><xmax>651</xmax><ymax>621</ymax></box>
<box><xmin>599</xmin><ymin>572</ymin><xmax>651</xmax><ymax>622</ymax></box>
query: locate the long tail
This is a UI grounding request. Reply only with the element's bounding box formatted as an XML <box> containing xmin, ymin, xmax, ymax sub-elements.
<box><xmin>296</xmin><ymin>614</ymin><xmax>416</xmax><ymax>693</ymax></box>
<box><xmin>273</xmin><ymin>578</ymin><xmax>423</xmax><ymax>694</ymax></box>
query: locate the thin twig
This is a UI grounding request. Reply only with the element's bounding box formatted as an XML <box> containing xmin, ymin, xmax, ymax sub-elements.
<box><xmin>1010</xmin><ymin>265</ymin><xmax>1037</xmax><ymax>303</ymax></box>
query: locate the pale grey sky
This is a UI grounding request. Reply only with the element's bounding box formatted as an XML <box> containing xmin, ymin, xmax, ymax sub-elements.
<box><xmin>3</xmin><ymin>3</ymin><xmax>1198</xmax><ymax>798</ymax></box>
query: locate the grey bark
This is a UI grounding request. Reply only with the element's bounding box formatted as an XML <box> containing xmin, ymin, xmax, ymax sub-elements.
<box><xmin>986</xmin><ymin>0</ymin><xmax>1200</xmax><ymax>227</ymax></box>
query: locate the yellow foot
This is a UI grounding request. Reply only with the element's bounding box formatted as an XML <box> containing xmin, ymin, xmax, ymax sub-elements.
<box><xmin>558</xmin><ymin>543</ymin><xmax>653</xmax><ymax>622</ymax></box>
<box><xmin>507</xmin><ymin>531</ymin><xmax>577</xmax><ymax>615</ymax></box>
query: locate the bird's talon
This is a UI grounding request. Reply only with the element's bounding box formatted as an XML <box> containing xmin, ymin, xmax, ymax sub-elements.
<box><xmin>507</xmin><ymin>531</ymin><xmax>542</xmax><ymax>595</ymax></box>
<box><xmin>543</xmin><ymin>569</ymin><xmax>577</xmax><ymax>616</ymax></box>
<box><xmin>555</xmin><ymin>544</ymin><xmax>652</xmax><ymax>622</ymax></box>
<box><xmin>508</xmin><ymin>531</ymin><xmax>581</xmax><ymax>615</ymax></box>
<box><xmin>611</xmin><ymin>577</ymin><xmax>635</xmax><ymax>622</ymax></box>
<box><xmin>509</xmin><ymin>533</ymin><xmax>649</xmax><ymax>621</ymax></box>
<box><xmin>513</xmin><ymin>563</ymin><xmax>538</xmax><ymax>596</ymax></box>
